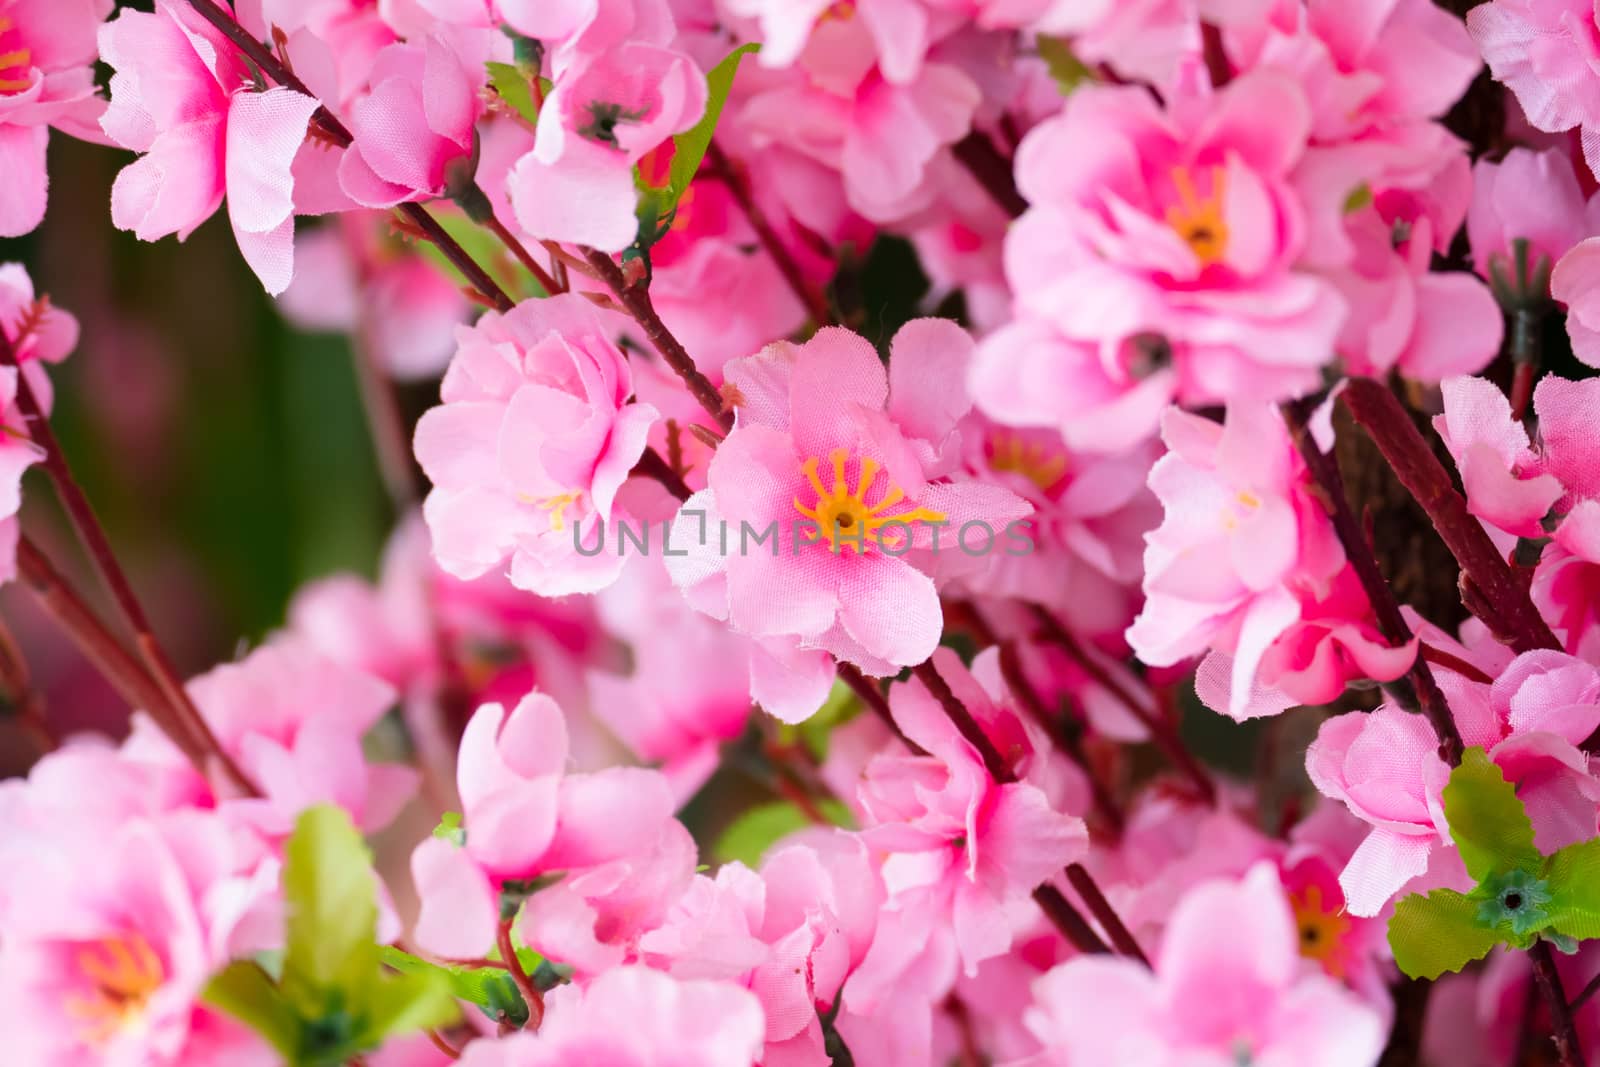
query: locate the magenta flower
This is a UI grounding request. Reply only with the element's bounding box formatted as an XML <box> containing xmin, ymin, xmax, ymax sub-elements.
<box><xmin>0</xmin><ymin>0</ymin><xmax>111</xmax><ymax>237</ymax></box>
<box><xmin>666</xmin><ymin>321</ymin><xmax>1029</xmax><ymax>685</ymax></box>
<box><xmin>413</xmin><ymin>293</ymin><xmax>659</xmax><ymax>596</ymax></box>
<box><xmin>1023</xmin><ymin>864</ymin><xmax>1386</xmax><ymax>1067</ymax></box>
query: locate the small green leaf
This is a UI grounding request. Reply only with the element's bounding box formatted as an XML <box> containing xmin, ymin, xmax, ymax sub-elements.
<box><xmin>666</xmin><ymin>43</ymin><xmax>759</xmax><ymax>203</ymax></box>
<box><xmin>714</xmin><ymin>799</ymin><xmax>852</xmax><ymax>867</ymax></box>
<box><xmin>433</xmin><ymin>811</ymin><xmax>466</xmax><ymax>847</ymax></box>
<box><xmin>380</xmin><ymin>944</ymin><xmax>534</xmax><ymax>1026</ymax></box>
<box><xmin>202</xmin><ymin>961</ymin><xmax>302</xmax><ymax>1060</ymax></box>
<box><xmin>1035</xmin><ymin>36</ymin><xmax>1093</xmax><ymax>94</ymax></box>
<box><xmin>487</xmin><ymin>61</ymin><xmax>541</xmax><ymax>126</ymax></box>
<box><xmin>1389</xmin><ymin>888</ymin><xmax>1503</xmax><ymax>980</ymax></box>
<box><xmin>1544</xmin><ymin>837</ymin><xmax>1600</xmax><ymax>941</ymax></box>
<box><xmin>282</xmin><ymin>806</ymin><xmax>380</xmax><ymax>1009</ymax></box>
<box><xmin>785</xmin><ymin>680</ymin><xmax>862</xmax><ymax>762</ymax></box>
<box><xmin>1441</xmin><ymin>747</ymin><xmax>1541</xmax><ymax>882</ymax></box>
<box><xmin>358</xmin><ymin>971</ymin><xmax>460</xmax><ymax>1045</ymax></box>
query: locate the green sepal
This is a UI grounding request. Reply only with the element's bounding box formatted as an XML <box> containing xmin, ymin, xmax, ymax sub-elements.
<box><xmin>1441</xmin><ymin>747</ymin><xmax>1541</xmax><ymax>882</ymax></box>
<box><xmin>1389</xmin><ymin>888</ymin><xmax>1503</xmax><ymax>980</ymax></box>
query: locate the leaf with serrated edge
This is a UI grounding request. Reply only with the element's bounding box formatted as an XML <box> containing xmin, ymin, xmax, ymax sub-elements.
<box><xmin>1544</xmin><ymin>837</ymin><xmax>1600</xmax><ymax>941</ymax></box>
<box><xmin>1442</xmin><ymin>747</ymin><xmax>1541</xmax><ymax>882</ymax></box>
<box><xmin>1389</xmin><ymin>888</ymin><xmax>1503</xmax><ymax>980</ymax></box>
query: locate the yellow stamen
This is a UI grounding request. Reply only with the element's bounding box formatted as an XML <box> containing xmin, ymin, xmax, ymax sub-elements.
<box><xmin>987</xmin><ymin>431</ymin><xmax>1069</xmax><ymax>493</ymax></box>
<box><xmin>1164</xmin><ymin>165</ymin><xmax>1229</xmax><ymax>266</ymax></box>
<box><xmin>64</xmin><ymin>933</ymin><xmax>165</xmax><ymax>1047</ymax></box>
<box><xmin>793</xmin><ymin>448</ymin><xmax>945</xmax><ymax>554</ymax></box>
<box><xmin>531</xmin><ymin>491</ymin><xmax>581</xmax><ymax>532</ymax></box>
<box><xmin>1291</xmin><ymin>883</ymin><xmax>1353</xmax><ymax>978</ymax></box>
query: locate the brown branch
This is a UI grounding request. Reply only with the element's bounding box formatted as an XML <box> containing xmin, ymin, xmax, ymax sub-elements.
<box><xmin>1030</xmin><ymin>606</ymin><xmax>1217</xmax><ymax>804</ymax></box>
<box><xmin>1282</xmin><ymin>396</ymin><xmax>1464</xmax><ymax>766</ymax></box>
<box><xmin>952</xmin><ymin>131</ymin><xmax>1027</xmax><ymax>220</ymax></box>
<box><xmin>580</xmin><ymin>248</ymin><xmax>731</xmax><ymax>431</ymax></box>
<box><xmin>0</xmin><ymin>613</ymin><xmax>53</xmax><ymax>752</ymax></box>
<box><xmin>705</xmin><ymin>142</ymin><xmax>832</xmax><ymax>326</ymax></box>
<box><xmin>350</xmin><ymin>322</ymin><xmax>421</xmax><ymax>512</ymax></box>
<box><xmin>1065</xmin><ymin>862</ymin><xmax>1147</xmax><ymax>965</ymax></box>
<box><xmin>1341</xmin><ymin>378</ymin><xmax>1560</xmax><ymax>656</ymax></box>
<box><xmin>497</xmin><ymin>918</ymin><xmax>545</xmax><ymax>1032</ymax></box>
<box><xmin>483</xmin><ymin>215</ymin><xmax>563</xmax><ymax>296</ymax></box>
<box><xmin>1532</xmin><ymin>939</ymin><xmax>1585</xmax><ymax>1067</ymax></box>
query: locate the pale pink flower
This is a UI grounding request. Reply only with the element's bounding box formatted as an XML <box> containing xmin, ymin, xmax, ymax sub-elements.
<box><xmin>413</xmin><ymin>293</ymin><xmax>659</xmax><ymax>596</ymax></box>
<box><xmin>0</xmin><ymin>812</ymin><xmax>279</xmax><ymax>1067</ymax></box>
<box><xmin>1127</xmin><ymin>404</ymin><xmax>1349</xmax><ymax>720</ymax></box>
<box><xmin>851</xmin><ymin>650</ymin><xmax>1089</xmax><ymax>978</ymax></box>
<box><xmin>1467</xmin><ymin>146</ymin><xmax>1595</xmax><ymax>287</ymax></box>
<box><xmin>1434</xmin><ymin>375</ymin><xmax>1564</xmax><ymax>538</ymax></box>
<box><xmin>0</xmin><ymin>364</ymin><xmax>43</xmax><ymax>586</ymax></box>
<box><xmin>1023</xmin><ymin>864</ymin><xmax>1386</xmax><ymax>1067</ymax></box>
<box><xmin>454</xmin><ymin>966</ymin><xmax>764</xmax><ymax>1067</ymax></box>
<box><xmin>413</xmin><ymin>0</ymin><xmax>675</xmax><ymax>73</ymax></box>
<box><xmin>1468</xmin><ymin>0</ymin><xmax>1600</xmax><ymax>178</ymax></box>
<box><xmin>277</xmin><ymin>212</ymin><xmax>470</xmax><ymax>380</ymax></box>
<box><xmin>993</xmin><ymin>74</ymin><xmax>1348</xmax><ymax>443</ymax></box>
<box><xmin>0</xmin><ymin>0</ymin><xmax>111</xmax><ymax>237</ymax></box>
<box><xmin>337</xmin><ymin>35</ymin><xmax>485</xmax><ymax>208</ymax></box>
<box><xmin>665</xmin><ymin>321</ymin><xmax>1029</xmax><ymax>682</ymax></box>
<box><xmin>245</xmin><ymin>0</ymin><xmax>399</xmax><ymax>108</ymax></box>
<box><xmin>409</xmin><ymin>690</ymin><xmax>676</xmax><ymax>958</ymax></box>
<box><xmin>1551</xmin><ymin>236</ymin><xmax>1600</xmax><ymax>367</ymax></box>
<box><xmin>507</xmin><ymin>42</ymin><xmax>707</xmax><ymax>251</ymax></box>
<box><xmin>99</xmin><ymin>0</ymin><xmax>320</xmax><ymax>294</ymax></box>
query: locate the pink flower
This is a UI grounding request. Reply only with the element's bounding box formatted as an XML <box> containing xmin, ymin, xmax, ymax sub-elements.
<box><xmin>99</xmin><ymin>0</ymin><xmax>320</xmax><ymax>294</ymax></box>
<box><xmin>414</xmin><ymin>0</ymin><xmax>674</xmax><ymax>72</ymax></box>
<box><xmin>665</xmin><ymin>321</ymin><xmax>1029</xmax><ymax>682</ymax></box>
<box><xmin>1552</xmin><ymin>236</ymin><xmax>1600</xmax><ymax>367</ymax></box>
<box><xmin>413</xmin><ymin>292</ymin><xmax>659</xmax><ymax>596</ymax></box>
<box><xmin>0</xmin><ymin>361</ymin><xmax>43</xmax><ymax>585</ymax></box>
<box><xmin>1468</xmin><ymin>147</ymin><xmax>1595</xmax><ymax>288</ymax></box>
<box><xmin>410</xmin><ymin>690</ymin><xmax>676</xmax><ymax>958</ymax></box>
<box><xmin>1305</xmin><ymin>704</ymin><xmax>1451</xmax><ymax>916</ymax></box>
<box><xmin>994</xmin><ymin>73</ymin><xmax>1348</xmax><ymax>442</ymax></box>
<box><xmin>1434</xmin><ymin>375</ymin><xmax>1564</xmax><ymax>538</ymax></box>
<box><xmin>1127</xmin><ymin>404</ymin><xmax>1348</xmax><ymax>720</ymax></box>
<box><xmin>851</xmin><ymin>650</ymin><xmax>1089</xmax><ymax>977</ymax></box>
<box><xmin>507</xmin><ymin>42</ymin><xmax>707</xmax><ymax>251</ymax></box>
<box><xmin>337</xmin><ymin>35</ymin><xmax>485</xmax><ymax>208</ymax></box>
<box><xmin>1468</xmin><ymin>0</ymin><xmax>1600</xmax><ymax>178</ymax></box>
<box><xmin>454</xmin><ymin>966</ymin><xmax>764</xmax><ymax>1067</ymax></box>
<box><xmin>1023</xmin><ymin>864</ymin><xmax>1386</xmax><ymax>1067</ymax></box>
<box><xmin>277</xmin><ymin>212</ymin><xmax>470</xmax><ymax>380</ymax></box>
<box><xmin>0</xmin><ymin>812</ymin><xmax>279</xmax><ymax>1066</ymax></box>
<box><xmin>0</xmin><ymin>0</ymin><xmax>111</xmax><ymax>236</ymax></box>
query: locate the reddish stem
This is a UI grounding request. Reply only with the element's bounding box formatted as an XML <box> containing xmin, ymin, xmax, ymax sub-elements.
<box><xmin>497</xmin><ymin>918</ymin><xmax>545</xmax><ymax>1031</ymax></box>
<box><xmin>483</xmin><ymin>215</ymin><xmax>563</xmax><ymax>296</ymax></box>
<box><xmin>1066</xmin><ymin>862</ymin><xmax>1148</xmax><ymax>965</ymax></box>
<box><xmin>1341</xmin><ymin>378</ymin><xmax>1560</xmax><ymax>656</ymax></box>
<box><xmin>1532</xmin><ymin>939</ymin><xmax>1585</xmax><ymax>1067</ymax></box>
<box><xmin>952</xmin><ymin>131</ymin><xmax>1028</xmax><ymax>220</ymax></box>
<box><xmin>1281</xmin><ymin>396</ymin><xmax>1464</xmax><ymax>766</ymax></box>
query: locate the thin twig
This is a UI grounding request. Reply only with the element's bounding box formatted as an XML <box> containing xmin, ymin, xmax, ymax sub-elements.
<box><xmin>351</xmin><ymin>320</ymin><xmax>421</xmax><ymax>512</ymax></box>
<box><xmin>952</xmin><ymin>131</ymin><xmax>1028</xmax><ymax>220</ymax></box>
<box><xmin>1065</xmin><ymin>863</ymin><xmax>1147</xmax><ymax>964</ymax></box>
<box><xmin>0</xmin><ymin>613</ymin><xmax>54</xmax><ymax>751</ymax></box>
<box><xmin>1531</xmin><ymin>939</ymin><xmax>1585</xmax><ymax>1067</ymax></box>
<box><xmin>580</xmin><ymin>248</ymin><xmax>731</xmax><ymax>431</ymax></box>
<box><xmin>1282</xmin><ymin>396</ymin><xmax>1464</xmax><ymax>766</ymax></box>
<box><xmin>705</xmin><ymin>142</ymin><xmax>832</xmax><ymax>325</ymax></box>
<box><xmin>484</xmin><ymin>215</ymin><xmax>563</xmax><ymax>295</ymax></box>
<box><xmin>497</xmin><ymin>918</ymin><xmax>545</xmax><ymax>1032</ymax></box>
<box><xmin>1571</xmin><ymin>967</ymin><xmax>1600</xmax><ymax>1014</ymax></box>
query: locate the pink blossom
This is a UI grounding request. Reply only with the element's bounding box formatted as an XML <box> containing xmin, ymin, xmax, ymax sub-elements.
<box><xmin>0</xmin><ymin>0</ymin><xmax>111</xmax><ymax>236</ymax></box>
<box><xmin>1467</xmin><ymin>146</ymin><xmax>1595</xmax><ymax>287</ymax></box>
<box><xmin>665</xmin><ymin>321</ymin><xmax>1029</xmax><ymax>682</ymax></box>
<box><xmin>993</xmin><ymin>74</ymin><xmax>1348</xmax><ymax>442</ymax></box>
<box><xmin>0</xmin><ymin>812</ymin><xmax>279</xmax><ymax>1066</ymax></box>
<box><xmin>507</xmin><ymin>42</ymin><xmax>707</xmax><ymax>251</ymax></box>
<box><xmin>337</xmin><ymin>35</ymin><xmax>485</xmax><ymax>208</ymax></box>
<box><xmin>1127</xmin><ymin>404</ymin><xmax>1350</xmax><ymax>720</ymax></box>
<box><xmin>1022</xmin><ymin>864</ymin><xmax>1386</xmax><ymax>1067</ymax></box>
<box><xmin>454</xmin><ymin>966</ymin><xmax>764</xmax><ymax>1067</ymax></box>
<box><xmin>99</xmin><ymin>0</ymin><xmax>321</xmax><ymax>294</ymax></box>
<box><xmin>0</xmin><ymin>363</ymin><xmax>43</xmax><ymax>586</ymax></box>
<box><xmin>1468</xmin><ymin>0</ymin><xmax>1600</xmax><ymax>178</ymax></box>
<box><xmin>410</xmin><ymin>690</ymin><xmax>676</xmax><ymax>958</ymax></box>
<box><xmin>277</xmin><ymin>212</ymin><xmax>470</xmax><ymax>380</ymax></box>
<box><xmin>413</xmin><ymin>292</ymin><xmax>659</xmax><ymax>596</ymax></box>
<box><xmin>1434</xmin><ymin>375</ymin><xmax>1564</xmax><ymax>538</ymax></box>
<box><xmin>1551</xmin><ymin>236</ymin><xmax>1600</xmax><ymax>367</ymax></box>
<box><xmin>414</xmin><ymin>0</ymin><xmax>675</xmax><ymax>72</ymax></box>
<box><xmin>851</xmin><ymin>650</ymin><xmax>1089</xmax><ymax>978</ymax></box>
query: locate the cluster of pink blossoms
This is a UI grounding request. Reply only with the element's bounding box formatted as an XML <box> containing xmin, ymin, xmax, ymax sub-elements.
<box><xmin>13</xmin><ymin>0</ymin><xmax>1600</xmax><ymax>1064</ymax></box>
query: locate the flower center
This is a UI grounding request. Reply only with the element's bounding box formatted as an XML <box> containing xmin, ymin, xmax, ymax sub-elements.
<box><xmin>793</xmin><ymin>448</ymin><xmax>945</xmax><ymax>554</ymax></box>
<box><xmin>987</xmin><ymin>432</ymin><xmax>1068</xmax><ymax>493</ymax></box>
<box><xmin>821</xmin><ymin>0</ymin><xmax>858</xmax><ymax>22</ymax></box>
<box><xmin>532</xmin><ymin>491</ymin><xmax>582</xmax><ymax>532</ymax></box>
<box><xmin>63</xmin><ymin>933</ymin><xmax>165</xmax><ymax>1047</ymax></box>
<box><xmin>1164</xmin><ymin>165</ymin><xmax>1229</xmax><ymax>266</ymax></box>
<box><xmin>578</xmin><ymin>101</ymin><xmax>649</xmax><ymax>150</ymax></box>
<box><xmin>1290</xmin><ymin>883</ymin><xmax>1352</xmax><ymax>978</ymax></box>
<box><xmin>0</xmin><ymin>15</ymin><xmax>32</xmax><ymax>94</ymax></box>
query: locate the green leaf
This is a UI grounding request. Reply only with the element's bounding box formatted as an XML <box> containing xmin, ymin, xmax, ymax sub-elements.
<box><xmin>282</xmin><ymin>806</ymin><xmax>380</xmax><ymax>1010</ymax></box>
<box><xmin>432</xmin><ymin>811</ymin><xmax>466</xmax><ymax>847</ymax></box>
<box><xmin>714</xmin><ymin>799</ymin><xmax>852</xmax><ymax>867</ymax></box>
<box><xmin>1035</xmin><ymin>36</ymin><xmax>1093</xmax><ymax>94</ymax></box>
<box><xmin>786</xmin><ymin>680</ymin><xmax>862</xmax><ymax>762</ymax></box>
<box><xmin>358</xmin><ymin>971</ymin><xmax>460</xmax><ymax>1045</ymax></box>
<box><xmin>665</xmin><ymin>43</ymin><xmax>759</xmax><ymax>203</ymax></box>
<box><xmin>1388</xmin><ymin>888</ymin><xmax>1504</xmax><ymax>980</ymax></box>
<box><xmin>380</xmin><ymin>945</ymin><xmax>531</xmax><ymax>1026</ymax></box>
<box><xmin>1544</xmin><ymin>837</ymin><xmax>1600</xmax><ymax>941</ymax></box>
<box><xmin>202</xmin><ymin>961</ymin><xmax>302</xmax><ymax>1060</ymax></box>
<box><xmin>486</xmin><ymin>61</ymin><xmax>541</xmax><ymax>126</ymax></box>
<box><xmin>1441</xmin><ymin>747</ymin><xmax>1541</xmax><ymax>882</ymax></box>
